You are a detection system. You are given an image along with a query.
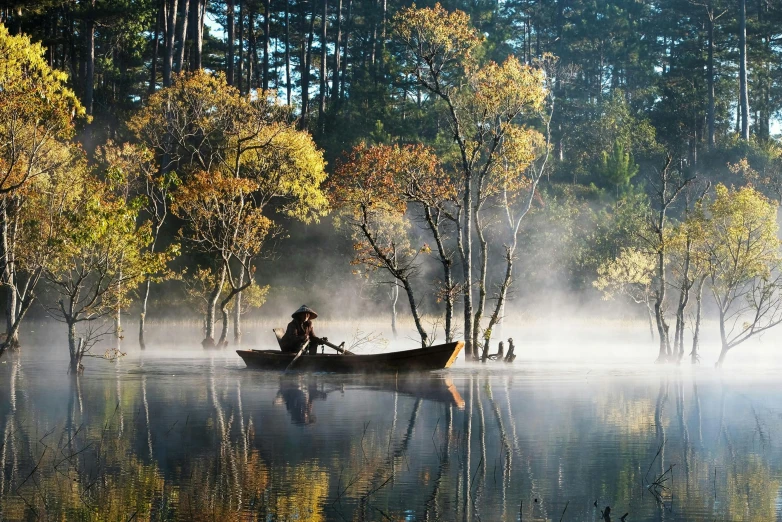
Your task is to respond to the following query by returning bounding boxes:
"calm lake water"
[1,325,782,521]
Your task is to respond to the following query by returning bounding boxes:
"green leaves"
[599,140,639,194]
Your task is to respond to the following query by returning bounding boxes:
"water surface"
[1,327,781,521]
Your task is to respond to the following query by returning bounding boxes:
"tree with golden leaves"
[703,185,782,367]
[394,5,549,357]
[97,141,180,349]
[133,71,328,346]
[43,173,167,373]
[0,24,85,356]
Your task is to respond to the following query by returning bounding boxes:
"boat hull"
[236,341,463,373]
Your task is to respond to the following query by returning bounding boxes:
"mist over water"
[1,321,781,521]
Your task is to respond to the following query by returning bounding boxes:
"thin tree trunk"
[301,3,315,128]
[378,0,386,76]
[193,0,205,71]
[331,0,342,106]
[339,0,351,102]
[673,240,692,361]
[262,0,270,91]
[474,210,488,360]
[647,304,655,341]
[424,207,453,343]
[738,0,749,140]
[163,0,178,86]
[482,247,514,361]
[319,0,328,129]
[401,276,428,348]
[284,1,291,104]
[237,0,244,93]
[204,264,227,346]
[691,275,706,364]
[84,0,95,116]
[139,278,152,349]
[248,7,257,90]
[233,259,245,343]
[176,0,190,73]
[115,265,122,337]
[654,240,670,361]
[390,282,398,338]
[706,5,715,148]
[218,302,229,346]
[462,186,474,359]
[227,0,234,85]
[67,321,83,374]
[150,0,163,94]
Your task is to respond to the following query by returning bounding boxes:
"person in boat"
[280,305,324,355]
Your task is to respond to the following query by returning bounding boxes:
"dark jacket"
[280,319,316,353]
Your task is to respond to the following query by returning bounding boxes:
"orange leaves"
[331,142,450,272]
[331,142,452,215]
[173,171,274,259]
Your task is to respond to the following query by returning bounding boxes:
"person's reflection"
[274,377,328,425]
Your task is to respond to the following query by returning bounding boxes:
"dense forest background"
[1,0,782,364]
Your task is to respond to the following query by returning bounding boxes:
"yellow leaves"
[594,248,656,301]
[393,4,480,80]
[0,24,85,196]
[0,23,84,126]
[242,122,329,223]
[468,57,547,119]
[705,184,781,286]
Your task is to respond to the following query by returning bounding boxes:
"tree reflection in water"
[1,351,781,521]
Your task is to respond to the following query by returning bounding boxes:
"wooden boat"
[236,341,463,373]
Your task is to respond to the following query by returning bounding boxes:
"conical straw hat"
[292,305,318,319]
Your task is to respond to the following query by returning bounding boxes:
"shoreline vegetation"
[1,1,782,371]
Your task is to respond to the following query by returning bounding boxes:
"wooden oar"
[320,338,354,355]
[284,338,311,372]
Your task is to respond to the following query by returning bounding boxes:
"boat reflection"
[273,376,329,425]
[273,373,465,425]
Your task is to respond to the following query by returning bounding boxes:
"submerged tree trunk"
[715,307,730,367]
[390,282,398,338]
[691,275,706,364]
[482,247,514,361]
[654,237,671,361]
[716,341,729,368]
[67,320,83,374]
[462,185,474,359]
[218,301,230,347]
[139,277,152,349]
[474,209,488,360]
[204,264,227,346]
[233,260,245,343]
[424,207,453,343]
[673,240,692,361]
